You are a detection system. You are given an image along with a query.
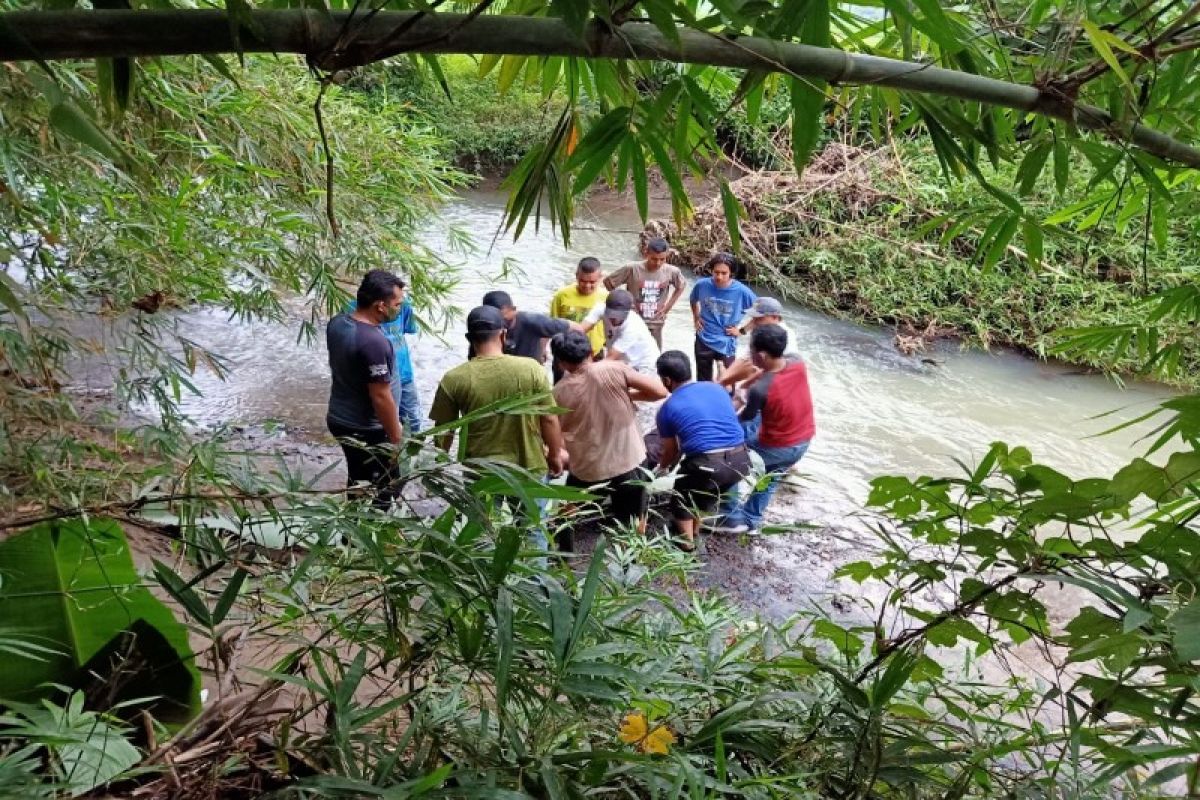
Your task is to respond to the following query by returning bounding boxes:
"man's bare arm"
[539,414,566,475]
[626,369,668,403]
[367,382,403,444]
[656,435,681,471]
[718,357,759,389]
[658,282,686,319]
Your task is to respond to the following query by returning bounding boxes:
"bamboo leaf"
[789,77,826,173]
[1015,141,1050,197]
[211,567,248,625]
[153,559,213,626]
[567,536,606,657]
[641,0,682,44]
[981,214,1019,272]
[495,586,514,712]
[1081,20,1137,98]
[1023,220,1043,269]
[1053,135,1070,196]
[720,179,743,254]
[549,0,588,36]
[48,100,125,165]
[497,55,527,94]
[628,137,649,221]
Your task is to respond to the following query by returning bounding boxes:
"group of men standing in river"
[324,237,815,551]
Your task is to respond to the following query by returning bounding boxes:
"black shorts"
[671,445,751,520]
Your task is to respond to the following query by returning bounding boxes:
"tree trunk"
[1,10,1198,168]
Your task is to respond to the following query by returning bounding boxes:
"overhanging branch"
[2,9,1199,169]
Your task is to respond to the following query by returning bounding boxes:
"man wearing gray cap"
[581,289,661,374]
[431,305,567,550]
[719,296,799,390]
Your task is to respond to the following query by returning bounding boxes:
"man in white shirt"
[582,289,661,374]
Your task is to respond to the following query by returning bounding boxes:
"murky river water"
[69,188,1180,625]
[148,189,1175,530]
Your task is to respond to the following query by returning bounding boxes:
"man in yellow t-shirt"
[550,257,608,356]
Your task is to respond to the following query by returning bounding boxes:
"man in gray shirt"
[480,290,581,363]
[327,270,406,507]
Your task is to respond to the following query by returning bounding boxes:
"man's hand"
[547,448,567,477]
[724,325,740,336]
[693,317,704,333]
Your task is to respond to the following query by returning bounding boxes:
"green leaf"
[211,567,248,625]
[153,559,213,626]
[201,53,239,84]
[95,57,133,119]
[981,214,1019,272]
[1171,597,1200,662]
[48,101,126,165]
[1053,135,1070,195]
[568,535,606,657]
[495,587,514,712]
[719,179,743,254]
[0,271,30,334]
[0,521,200,724]
[789,76,826,172]
[497,55,528,94]
[1015,141,1050,197]
[627,137,649,222]
[1081,20,1137,98]
[1023,221,1043,269]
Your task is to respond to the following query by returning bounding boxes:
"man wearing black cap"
[480,290,580,363]
[431,305,567,548]
[580,289,661,374]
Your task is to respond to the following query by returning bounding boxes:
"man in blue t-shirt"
[653,350,751,550]
[345,287,421,435]
[689,252,757,382]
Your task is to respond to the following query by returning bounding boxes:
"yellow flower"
[617,711,676,755]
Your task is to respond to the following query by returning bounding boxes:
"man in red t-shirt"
[714,324,814,533]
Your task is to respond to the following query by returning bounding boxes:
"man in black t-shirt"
[479,290,581,363]
[327,270,407,507]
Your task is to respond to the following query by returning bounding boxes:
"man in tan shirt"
[550,331,667,543]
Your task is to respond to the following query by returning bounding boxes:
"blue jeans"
[392,380,422,435]
[720,439,809,530]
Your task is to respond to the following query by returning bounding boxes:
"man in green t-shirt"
[430,305,566,550]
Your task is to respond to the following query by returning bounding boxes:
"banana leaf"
[0,519,200,724]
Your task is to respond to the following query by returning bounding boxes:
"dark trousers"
[694,338,735,382]
[672,445,751,521]
[566,468,648,527]
[328,420,400,509]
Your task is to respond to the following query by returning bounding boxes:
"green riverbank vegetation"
[2,0,1200,796]
[674,140,1200,387]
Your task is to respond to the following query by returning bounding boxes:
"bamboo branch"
[1,10,1199,168]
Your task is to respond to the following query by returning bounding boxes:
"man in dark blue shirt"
[654,350,751,550]
[326,270,405,507]
[481,290,578,363]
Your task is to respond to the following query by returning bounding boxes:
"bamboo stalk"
[1,10,1199,168]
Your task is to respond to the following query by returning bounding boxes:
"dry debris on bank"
[664,143,894,275]
[650,143,959,353]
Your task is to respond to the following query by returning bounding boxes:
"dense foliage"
[348,57,557,174]
[1,0,1200,796]
[0,53,465,502]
